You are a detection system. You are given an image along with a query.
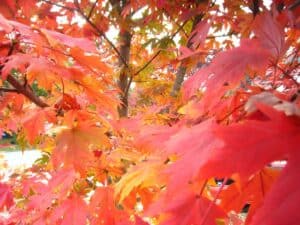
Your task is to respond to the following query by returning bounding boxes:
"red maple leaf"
[200,104,300,178]
[147,188,225,225]
[0,183,13,210]
[50,194,88,225]
[250,151,300,225]
[89,187,132,225]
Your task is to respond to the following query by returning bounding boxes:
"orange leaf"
[52,111,110,175]
[115,161,166,203]
[250,152,300,225]
[50,194,88,225]
[22,108,56,144]
[70,47,112,74]
[89,187,131,225]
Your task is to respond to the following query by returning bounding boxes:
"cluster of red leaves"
[0,0,299,225]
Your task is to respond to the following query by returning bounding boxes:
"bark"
[0,43,48,108]
[170,66,187,97]
[117,30,132,117]
[6,75,49,107]
[170,14,203,97]
[110,0,132,117]
[250,0,260,17]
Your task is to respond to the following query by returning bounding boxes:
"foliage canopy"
[0,0,299,225]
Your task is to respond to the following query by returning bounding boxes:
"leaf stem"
[200,178,227,225]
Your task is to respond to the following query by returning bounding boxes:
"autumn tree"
[0,0,299,225]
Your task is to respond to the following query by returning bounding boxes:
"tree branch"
[206,31,236,39]
[74,0,130,69]
[123,20,188,98]
[170,13,204,97]
[87,0,99,19]
[134,20,188,78]
[289,0,300,10]
[40,0,78,12]
[250,0,260,18]
[0,42,49,108]
[0,87,19,93]
[162,8,188,38]
[41,0,130,69]
[5,75,49,107]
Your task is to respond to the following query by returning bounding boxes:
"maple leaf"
[115,160,166,203]
[70,47,112,74]
[164,120,222,193]
[89,187,132,225]
[0,92,25,113]
[111,116,179,154]
[200,104,300,178]
[27,168,77,212]
[250,152,300,225]
[0,13,13,32]
[39,28,98,53]
[183,39,271,111]
[2,54,69,87]
[17,0,38,19]
[69,68,119,117]
[54,93,81,111]
[0,183,13,210]
[22,108,56,144]
[147,188,225,225]
[188,19,211,49]
[178,46,208,60]
[253,12,286,58]
[50,194,88,225]
[213,167,280,223]
[182,13,285,113]
[52,111,111,175]
[6,169,77,225]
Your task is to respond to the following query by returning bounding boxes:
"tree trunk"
[110,0,132,117]
[117,29,132,117]
[170,14,203,97]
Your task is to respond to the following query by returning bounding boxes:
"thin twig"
[0,88,19,93]
[217,103,245,123]
[276,64,299,86]
[206,31,236,39]
[199,178,227,225]
[40,0,78,12]
[123,20,188,97]
[289,0,300,10]
[135,20,188,77]
[199,179,208,196]
[22,41,71,57]
[133,51,161,77]
[162,8,188,38]
[74,0,130,68]
[41,0,129,69]
[87,0,99,19]
[60,77,65,95]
